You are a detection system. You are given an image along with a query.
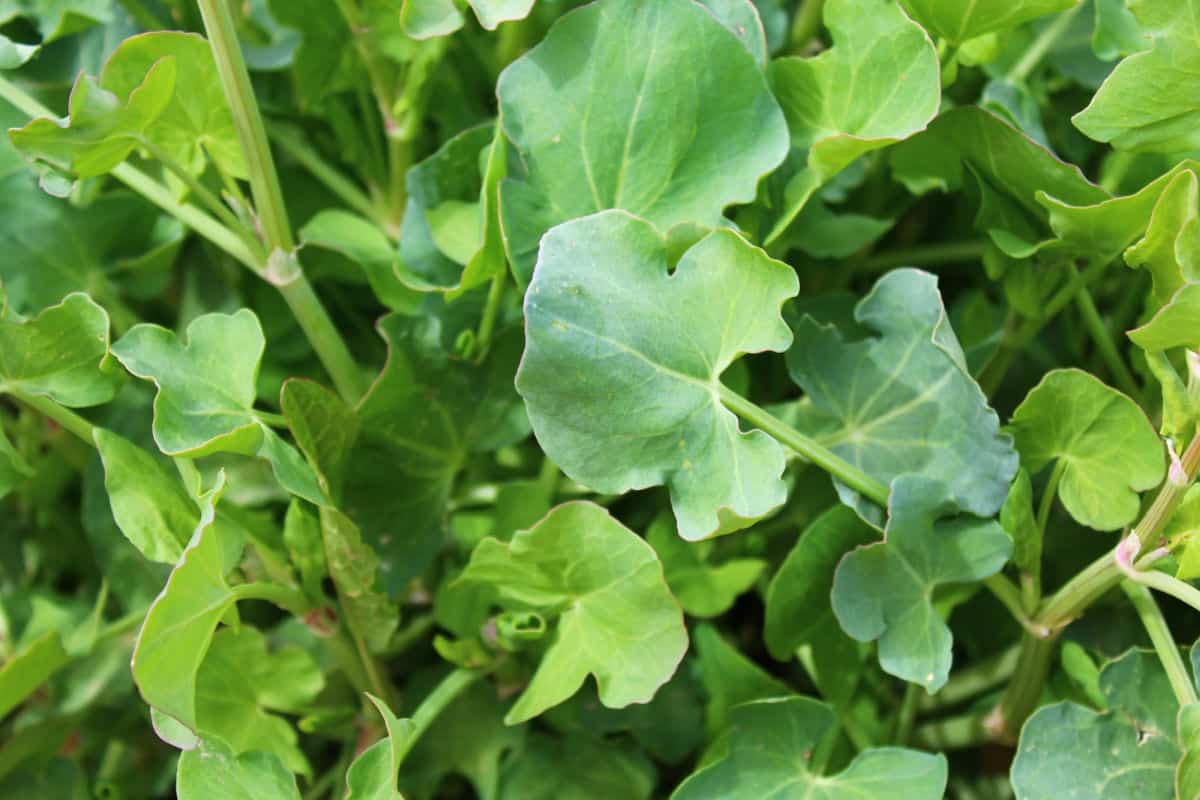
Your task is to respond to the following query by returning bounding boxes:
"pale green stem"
[267,124,379,224]
[893,683,921,746]
[474,272,508,363]
[1070,265,1140,398]
[390,668,485,768]
[1037,459,1067,535]
[1122,581,1198,707]
[6,389,96,444]
[983,574,1039,633]
[137,138,251,242]
[718,385,890,505]
[255,410,289,429]
[1130,569,1200,621]
[1006,4,1083,84]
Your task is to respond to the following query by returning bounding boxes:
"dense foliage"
[2,0,1200,797]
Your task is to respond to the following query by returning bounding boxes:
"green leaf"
[0,34,38,69]
[0,292,122,407]
[516,211,797,540]
[646,514,766,619]
[319,508,398,653]
[497,0,788,281]
[786,268,1018,517]
[764,505,876,661]
[176,738,301,800]
[10,57,175,188]
[468,0,536,30]
[1129,283,1200,351]
[280,378,358,503]
[764,0,940,243]
[1001,468,1041,582]
[672,696,948,799]
[831,475,1012,691]
[1179,703,1200,800]
[452,501,687,724]
[899,0,1077,43]
[399,0,464,38]
[1093,0,1148,61]
[0,0,112,43]
[891,107,1106,254]
[111,310,326,506]
[693,623,791,736]
[300,210,425,312]
[132,477,235,739]
[94,428,195,564]
[0,631,69,720]
[99,32,248,177]
[1012,649,1180,799]
[195,627,323,777]
[0,425,33,500]
[497,733,655,800]
[1009,368,1165,531]
[282,500,327,604]
[1074,0,1200,153]
[345,693,412,800]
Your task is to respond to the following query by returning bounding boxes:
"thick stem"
[718,385,890,506]
[1131,569,1200,617]
[1122,581,1198,707]
[7,389,96,444]
[390,668,485,769]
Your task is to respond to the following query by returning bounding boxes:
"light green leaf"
[0,425,33,500]
[1122,168,1200,308]
[10,57,175,188]
[1092,0,1148,61]
[497,733,655,800]
[0,292,122,407]
[672,696,948,799]
[1074,0,1200,153]
[176,738,301,800]
[280,378,358,503]
[452,501,688,724]
[1168,487,1200,579]
[516,211,797,540]
[319,509,398,653]
[899,0,1077,43]
[0,631,69,720]
[300,210,425,312]
[1012,649,1180,799]
[831,475,1012,691]
[1009,368,1164,531]
[132,478,235,737]
[1129,283,1200,351]
[94,428,195,564]
[399,0,464,38]
[0,0,112,43]
[497,0,788,281]
[100,32,248,177]
[764,505,876,661]
[282,501,327,605]
[195,627,324,777]
[345,693,412,800]
[0,34,37,69]
[646,514,766,619]
[1001,468,1041,582]
[786,268,1018,517]
[764,0,940,243]
[468,0,536,30]
[111,310,326,506]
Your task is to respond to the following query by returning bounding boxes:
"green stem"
[6,389,96,444]
[1130,569,1200,619]
[276,276,368,403]
[853,241,986,274]
[254,409,289,429]
[137,138,254,245]
[1070,265,1140,398]
[919,645,1019,712]
[1005,4,1083,84]
[231,581,311,616]
[983,574,1036,631]
[893,683,921,745]
[718,385,890,506]
[386,134,412,230]
[1122,581,1198,707]
[474,272,508,363]
[267,124,379,224]
[1036,459,1066,536]
[787,0,827,54]
[537,454,561,499]
[390,668,485,769]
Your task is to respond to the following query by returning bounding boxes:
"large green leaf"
[1074,0,1200,153]
[452,501,688,724]
[646,514,766,619]
[176,738,301,800]
[516,211,797,540]
[194,627,324,776]
[132,478,235,739]
[1012,649,1180,799]
[786,268,1018,517]
[0,292,122,407]
[831,476,1012,691]
[497,0,788,281]
[764,0,939,243]
[1009,369,1164,531]
[899,0,1077,43]
[94,427,195,564]
[111,310,325,506]
[672,696,947,799]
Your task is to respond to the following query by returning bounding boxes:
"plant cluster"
[1,0,1199,797]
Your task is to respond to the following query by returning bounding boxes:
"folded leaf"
[672,696,948,799]
[1009,369,1164,531]
[787,268,1018,517]
[497,0,788,281]
[345,693,412,800]
[112,310,325,506]
[453,501,688,724]
[0,292,122,407]
[831,475,1012,691]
